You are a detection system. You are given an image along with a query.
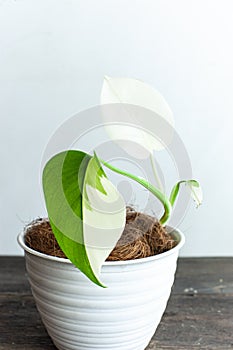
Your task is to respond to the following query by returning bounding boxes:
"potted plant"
[18,77,202,350]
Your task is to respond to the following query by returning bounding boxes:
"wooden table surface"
[0,257,232,350]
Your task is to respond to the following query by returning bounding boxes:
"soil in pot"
[25,207,177,261]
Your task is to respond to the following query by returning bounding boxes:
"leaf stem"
[169,179,202,208]
[169,181,185,207]
[99,158,172,225]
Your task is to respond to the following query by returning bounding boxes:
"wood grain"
[0,257,232,349]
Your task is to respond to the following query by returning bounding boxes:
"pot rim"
[17,226,185,266]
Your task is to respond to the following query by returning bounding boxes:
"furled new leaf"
[169,180,203,208]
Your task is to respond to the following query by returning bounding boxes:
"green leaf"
[43,150,126,287]
[169,180,203,208]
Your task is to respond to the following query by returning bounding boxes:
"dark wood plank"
[1,257,232,295]
[0,257,233,349]
[0,295,56,350]
[148,294,233,350]
[173,258,233,295]
[0,256,30,294]
[1,293,232,350]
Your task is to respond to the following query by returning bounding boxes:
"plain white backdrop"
[0,0,232,256]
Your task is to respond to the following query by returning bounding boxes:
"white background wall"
[0,0,232,256]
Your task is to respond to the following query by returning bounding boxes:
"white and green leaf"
[83,153,126,280]
[43,150,126,287]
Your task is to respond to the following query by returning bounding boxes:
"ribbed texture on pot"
[19,230,184,350]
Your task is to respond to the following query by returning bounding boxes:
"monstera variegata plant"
[42,77,202,287]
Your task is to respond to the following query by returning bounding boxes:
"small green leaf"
[43,150,126,287]
[169,180,203,208]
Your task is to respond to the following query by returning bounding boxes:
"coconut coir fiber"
[25,207,176,261]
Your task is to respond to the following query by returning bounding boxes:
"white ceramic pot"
[18,227,184,350]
